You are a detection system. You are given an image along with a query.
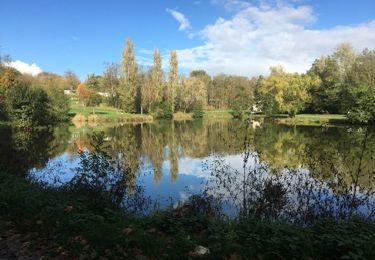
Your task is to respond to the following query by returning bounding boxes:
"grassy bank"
[173,110,233,121]
[69,101,153,123]
[1,172,374,259]
[252,113,349,126]
[69,101,233,124]
[204,109,232,119]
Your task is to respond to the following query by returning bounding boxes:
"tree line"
[84,39,374,124]
[73,39,256,119]
[1,40,374,125]
[256,43,375,124]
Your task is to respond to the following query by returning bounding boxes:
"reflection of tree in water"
[69,132,149,214]
[204,120,375,222]
[17,119,374,189]
[102,125,142,192]
[254,124,307,170]
[0,124,71,175]
[254,124,375,189]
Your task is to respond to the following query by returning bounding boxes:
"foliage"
[6,84,51,127]
[210,74,255,111]
[308,43,356,113]
[86,93,102,107]
[76,83,101,107]
[151,49,163,106]
[46,88,70,121]
[192,102,204,119]
[85,73,102,91]
[102,63,121,108]
[258,66,320,117]
[167,50,178,112]
[120,39,138,113]
[178,76,207,112]
[308,56,342,113]
[343,49,375,124]
[0,67,23,90]
[138,69,153,114]
[1,171,375,259]
[153,102,173,119]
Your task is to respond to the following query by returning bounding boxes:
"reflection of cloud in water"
[175,154,258,179]
[28,153,79,186]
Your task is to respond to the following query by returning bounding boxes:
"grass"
[69,100,153,123]
[1,171,375,259]
[203,109,232,119]
[69,99,351,126]
[252,113,349,126]
[69,100,233,124]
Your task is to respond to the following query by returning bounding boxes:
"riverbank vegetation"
[1,171,374,259]
[1,41,374,126]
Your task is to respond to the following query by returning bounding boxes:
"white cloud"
[166,8,191,31]
[8,60,42,76]
[176,1,375,77]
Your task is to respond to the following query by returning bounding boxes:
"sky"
[1,0,375,79]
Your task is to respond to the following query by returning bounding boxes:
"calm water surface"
[1,119,374,212]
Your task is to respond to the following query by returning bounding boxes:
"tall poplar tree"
[151,49,163,107]
[121,38,138,113]
[168,50,178,112]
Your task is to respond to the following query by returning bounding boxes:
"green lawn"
[203,109,232,118]
[257,113,349,126]
[69,100,349,126]
[69,100,153,123]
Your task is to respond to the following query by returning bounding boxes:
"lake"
[1,119,374,219]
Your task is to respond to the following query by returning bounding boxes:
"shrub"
[6,84,51,127]
[192,103,204,119]
[154,102,173,119]
[230,110,243,119]
[47,88,70,122]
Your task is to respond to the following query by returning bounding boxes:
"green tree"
[168,50,178,112]
[102,63,120,108]
[343,49,375,124]
[139,69,153,114]
[308,56,341,113]
[46,88,70,122]
[121,38,138,113]
[6,84,51,127]
[178,76,207,112]
[190,70,211,105]
[332,43,356,83]
[85,74,103,91]
[151,49,163,107]
[258,66,320,117]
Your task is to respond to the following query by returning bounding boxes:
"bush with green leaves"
[46,88,70,122]
[6,84,51,127]
[153,102,173,119]
[192,103,204,119]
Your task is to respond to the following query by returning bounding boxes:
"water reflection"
[1,120,374,215]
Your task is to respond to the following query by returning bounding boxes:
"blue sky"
[1,0,375,79]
